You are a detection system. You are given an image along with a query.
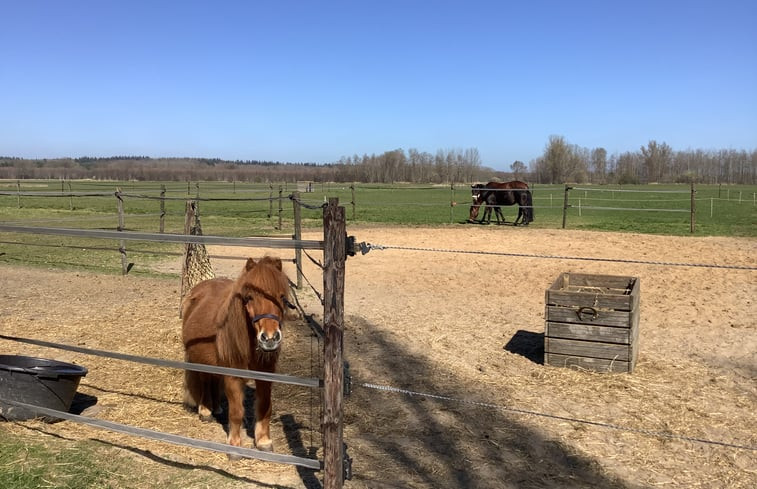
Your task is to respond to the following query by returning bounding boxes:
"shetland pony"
[469,181,534,225]
[181,256,290,453]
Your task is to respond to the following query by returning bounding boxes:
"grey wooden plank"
[545,337,630,361]
[545,321,632,344]
[545,353,631,373]
[545,306,633,328]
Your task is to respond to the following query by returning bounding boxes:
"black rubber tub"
[0,355,88,422]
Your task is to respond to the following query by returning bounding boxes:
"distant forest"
[1,137,755,184]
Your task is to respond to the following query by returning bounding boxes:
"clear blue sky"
[2,1,755,171]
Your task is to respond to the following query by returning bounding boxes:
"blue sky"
[2,1,755,171]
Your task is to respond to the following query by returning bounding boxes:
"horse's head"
[240,256,290,352]
[468,184,485,222]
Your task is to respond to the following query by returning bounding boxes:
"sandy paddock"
[1,225,755,488]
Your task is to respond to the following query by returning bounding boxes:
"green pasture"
[0,180,755,275]
[0,431,247,489]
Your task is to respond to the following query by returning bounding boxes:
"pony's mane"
[216,257,290,369]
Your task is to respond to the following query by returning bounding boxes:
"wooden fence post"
[449,182,455,223]
[68,181,73,210]
[278,186,283,231]
[159,185,166,233]
[292,191,303,289]
[322,198,345,489]
[350,184,356,220]
[562,184,571,229]
[16,180,21,208]
[116,188,128,275]
[690,182,696,234]
[268,183,274,218]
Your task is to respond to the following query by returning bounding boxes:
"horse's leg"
[253,379,274,451]
[514,207,522,226]
[185,370,216,422]
[495,206,505,224]
[223,375,246,455]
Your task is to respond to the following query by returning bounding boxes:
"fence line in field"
[0,199,352,489]
[359,382,756,451]
[357,242,757,271]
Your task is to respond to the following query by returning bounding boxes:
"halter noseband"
[241,289,294,321]
[251,313,282,325]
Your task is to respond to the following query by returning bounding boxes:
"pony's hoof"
[256,441,274,452]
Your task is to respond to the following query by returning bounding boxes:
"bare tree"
[511,160,526,180]
[641,140,672,183]
[590,148,607,184]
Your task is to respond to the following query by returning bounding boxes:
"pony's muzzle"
[258,329,282,351]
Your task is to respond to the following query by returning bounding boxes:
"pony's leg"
[184,370,215,421]
[201,375,223,421]
[223,375,246,453]
[253,379,274,451]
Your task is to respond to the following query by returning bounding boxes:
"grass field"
[0,179,755,275]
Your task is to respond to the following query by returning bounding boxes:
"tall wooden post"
[277,186,283,231]
[116,189,128,275]
[322,198,345,489]
[449,182,455,223]
[16,180,21,208]
[159,185,166,233]
[690,182,696,234]
[268,183,274,218]
[350,184,356,220]
[562,184,571,229]
[292,191,303,289]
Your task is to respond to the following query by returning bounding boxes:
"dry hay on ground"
[1,226,755,488]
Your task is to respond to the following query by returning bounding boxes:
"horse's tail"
[526,189,534,222]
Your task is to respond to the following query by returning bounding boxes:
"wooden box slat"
[545,305,632,328]
[545,322,632,344]
[545,353,631,373]
[545,337,630,361]
[545,273,639,312]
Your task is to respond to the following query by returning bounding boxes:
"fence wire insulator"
[358,242,384,254]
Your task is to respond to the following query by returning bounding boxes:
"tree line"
[1,138,754,184]
[533,136,756,184]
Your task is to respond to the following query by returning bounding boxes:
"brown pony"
[181,256,290,453]
[469,181,534,225]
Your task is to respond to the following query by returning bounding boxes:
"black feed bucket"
[0,355,88,422]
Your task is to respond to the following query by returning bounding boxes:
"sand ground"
[1,225,755,488]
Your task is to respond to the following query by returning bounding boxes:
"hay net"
[180,201,215,310]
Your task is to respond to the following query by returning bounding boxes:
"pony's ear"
[261,256,283,271]
[245,258,257,271]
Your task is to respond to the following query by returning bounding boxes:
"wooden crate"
[544,273,640,373]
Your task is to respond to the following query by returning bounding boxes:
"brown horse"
[181,256,291,453]
[469,181,534,225]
